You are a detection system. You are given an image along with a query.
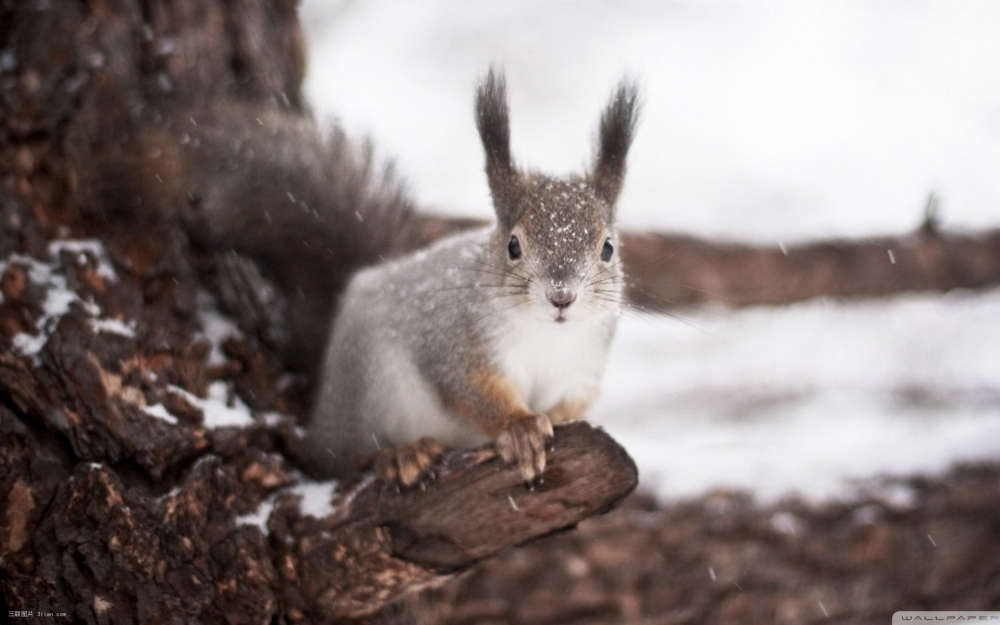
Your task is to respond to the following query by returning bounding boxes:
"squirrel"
[301,68,640,484]
[86,67,639,484]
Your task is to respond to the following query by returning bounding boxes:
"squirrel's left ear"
[476,67,525,231]
[591,78,640,212]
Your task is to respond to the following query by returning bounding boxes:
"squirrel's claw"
[496,413,554,483]
[373,437,447,488]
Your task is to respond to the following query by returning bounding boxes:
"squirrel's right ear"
[592,78,640,211]
[476,67,523,230]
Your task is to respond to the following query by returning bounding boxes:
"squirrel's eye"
[508,235,522,260]
[601,238,614,262]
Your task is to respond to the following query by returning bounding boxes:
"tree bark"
[2,399,634,622]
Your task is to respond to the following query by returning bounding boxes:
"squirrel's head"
[475,67,640,323]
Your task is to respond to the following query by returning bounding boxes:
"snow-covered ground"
[299,1,1000,501]
[593,290,1000,502]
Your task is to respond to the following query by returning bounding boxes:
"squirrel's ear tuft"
[592,78,640,210]
[476,66,522,229]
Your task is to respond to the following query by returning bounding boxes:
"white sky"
[301,0,1000,242]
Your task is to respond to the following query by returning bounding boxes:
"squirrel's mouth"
[554,311,568,323]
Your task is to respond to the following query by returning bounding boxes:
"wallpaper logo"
[893,613,1000,622]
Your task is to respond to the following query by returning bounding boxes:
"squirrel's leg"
[367,437,447,487]
[442,370,554,482]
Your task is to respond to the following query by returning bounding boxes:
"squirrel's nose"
[548,290,576,309]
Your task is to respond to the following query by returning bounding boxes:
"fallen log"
[620,224,1000,310]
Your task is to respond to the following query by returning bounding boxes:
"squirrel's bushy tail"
[83,103,416,382]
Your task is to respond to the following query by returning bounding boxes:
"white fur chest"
[491,311,614,414]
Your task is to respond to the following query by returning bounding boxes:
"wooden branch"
[279,423,637,619]
[368,422,636,570]
[621,227,1000,309]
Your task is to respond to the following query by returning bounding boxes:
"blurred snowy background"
[299,0,1000,502]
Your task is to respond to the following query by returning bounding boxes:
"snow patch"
[2,242,129,357]
[12,332,48,356]
[197,292,244,366]
[48,239,118,280]
[236,479,339,533]
[236,496,276,532]
[2,254,82,357]
[142,403,178,425]
[289,480,339,518]
[169,382,254,429]
[261,412,287,427]
[90,318,136,337]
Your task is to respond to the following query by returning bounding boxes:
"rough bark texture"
[1,402,634,622]
[0,1,637,622]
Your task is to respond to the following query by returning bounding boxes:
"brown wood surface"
[620,226,1000,310]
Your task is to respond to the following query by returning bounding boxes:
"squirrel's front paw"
[496,413,555,482]
[373,437,447,487]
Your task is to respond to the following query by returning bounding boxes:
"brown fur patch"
[443,369,533,436]
[441,369,556,481]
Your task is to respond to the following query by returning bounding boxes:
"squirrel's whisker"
[459,255,534,284]
[585,258,626,283]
